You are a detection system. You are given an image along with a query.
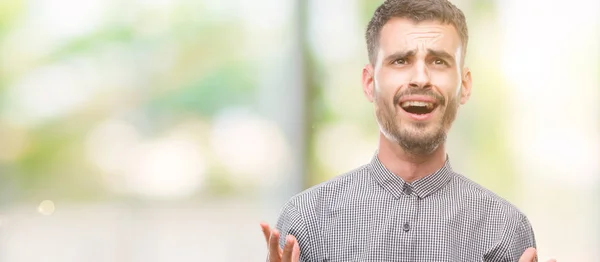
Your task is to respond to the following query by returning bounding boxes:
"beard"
[374,86,460,156]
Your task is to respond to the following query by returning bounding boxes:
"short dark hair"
[366,0,469,65]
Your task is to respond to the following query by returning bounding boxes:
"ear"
[460,67,472,105]
[362,64,375,102]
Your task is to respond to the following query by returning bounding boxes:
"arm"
[509,217,556,261]
[485,215,536,262]
[507,216,537,260]
[261,200,315,262]
[274,201,314,261]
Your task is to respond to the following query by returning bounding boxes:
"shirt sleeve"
[506,215,537,261]
[486,214,537,262]
[272,200,315,262]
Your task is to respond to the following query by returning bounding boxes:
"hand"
[519,247,556,262]
[260,222,300,262]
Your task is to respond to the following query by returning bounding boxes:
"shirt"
[274,152,536,262]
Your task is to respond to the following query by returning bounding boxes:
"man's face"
[362,18,472,155]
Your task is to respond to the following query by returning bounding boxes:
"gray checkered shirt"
[274,153,536,261]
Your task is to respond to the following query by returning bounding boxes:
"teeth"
[401,101,434,109]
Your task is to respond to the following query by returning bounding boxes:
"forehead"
[379,17,461,54]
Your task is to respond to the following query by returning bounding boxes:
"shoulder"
[450,173,528,221]
[274,163,372,248]
[450,174,539,259]
[281,164,371,214]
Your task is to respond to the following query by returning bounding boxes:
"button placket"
[402,222,410,232]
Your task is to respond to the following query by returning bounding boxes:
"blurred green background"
[0,0,597,261]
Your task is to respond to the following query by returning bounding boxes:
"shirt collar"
[369,152,455,199]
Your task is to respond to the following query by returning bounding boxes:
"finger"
[268,229,282,262]
[281,235,297,262]
[292,241,300,262]
[518,247,538,262]
[260,222,272,245]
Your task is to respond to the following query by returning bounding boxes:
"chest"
[317,196,497,262]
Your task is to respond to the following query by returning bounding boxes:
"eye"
[392,58,407,65]
[433,59,447,65]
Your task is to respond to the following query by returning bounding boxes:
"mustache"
[393,88,446,106]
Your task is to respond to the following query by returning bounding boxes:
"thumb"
[292,241,300,262]
[519,247,538,262]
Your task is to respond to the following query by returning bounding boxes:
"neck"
[377,132,447,183]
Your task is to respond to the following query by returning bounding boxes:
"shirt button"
[403,186,413,195]
[403,222,410,232]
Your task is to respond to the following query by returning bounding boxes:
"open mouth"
[400,101,437,115]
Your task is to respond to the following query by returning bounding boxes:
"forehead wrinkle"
[407,31,443,39]
[405,32,443,48]
[376,19,463,66]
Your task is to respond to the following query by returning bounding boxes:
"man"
[261,0,556,261]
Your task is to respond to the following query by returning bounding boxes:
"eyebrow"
[427,49,455,63]
[384,49,456,64]
[384,50,416,63]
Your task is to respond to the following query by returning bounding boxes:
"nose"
[409,61,431,89]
